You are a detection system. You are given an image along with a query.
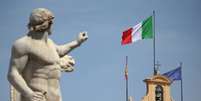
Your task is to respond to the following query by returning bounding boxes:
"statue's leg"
[46,92,61,101]
[46,85,62,101]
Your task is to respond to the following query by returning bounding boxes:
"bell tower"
[141,74,173,101]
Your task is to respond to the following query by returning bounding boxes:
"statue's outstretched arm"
[7,44,34,98]
[56,32,88,57]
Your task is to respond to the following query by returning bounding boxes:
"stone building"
[141,74,174,101]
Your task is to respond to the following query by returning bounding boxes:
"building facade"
[141,74,174,101]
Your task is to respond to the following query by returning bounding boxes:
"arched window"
[155,85,163,101]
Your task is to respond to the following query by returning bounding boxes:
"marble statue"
[7,8,88,101]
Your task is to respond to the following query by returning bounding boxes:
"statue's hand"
[77,31,88,44]
[58,55,75,72]
[28,91,46,101]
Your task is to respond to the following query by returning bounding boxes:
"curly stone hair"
[27,8,54,32]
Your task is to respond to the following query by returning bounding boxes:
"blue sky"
[0,0,201,101]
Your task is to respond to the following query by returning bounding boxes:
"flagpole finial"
[154,61,161,75]
[125,56,128,66]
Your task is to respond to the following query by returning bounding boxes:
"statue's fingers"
[81,31,87,36]
[84,33,88,39]
[68,56,73,60]
[67,64,72,68]
[62,62,71,68]
[81,31,88,40]
[70,58,75,64]
[63,65,68,69]
[65,67,74,72]
[34,94,43,99]
[34,92,45,99]
[68,61,75,66]
[63,61,69,67]
[31,97,42,101]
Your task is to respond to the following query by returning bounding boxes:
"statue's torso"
[21,36,62,101]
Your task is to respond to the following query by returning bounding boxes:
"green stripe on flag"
[142,16,153,39]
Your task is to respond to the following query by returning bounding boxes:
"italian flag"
[121,16,153,45]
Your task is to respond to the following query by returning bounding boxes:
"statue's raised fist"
[77,31,88,43]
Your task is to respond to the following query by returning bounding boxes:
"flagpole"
[126,72,128,101]
[125,56,128,101]
[153,10,156,75]
[180,62,183,101]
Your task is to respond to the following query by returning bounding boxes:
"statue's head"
[28,8,54,34]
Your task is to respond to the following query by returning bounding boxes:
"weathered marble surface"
[7,8,88,101]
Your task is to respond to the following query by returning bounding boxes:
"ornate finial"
[155,61,161,75]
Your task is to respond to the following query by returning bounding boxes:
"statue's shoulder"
[12,35,30,54]
[47,38,54,43]
[48,38,56,45]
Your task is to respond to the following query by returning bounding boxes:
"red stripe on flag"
[121,28,133,45]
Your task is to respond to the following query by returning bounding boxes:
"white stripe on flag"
[132,22,142,43]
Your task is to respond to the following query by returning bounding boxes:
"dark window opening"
[155,85,163,101]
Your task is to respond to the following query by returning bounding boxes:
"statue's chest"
[29,41,59,64]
